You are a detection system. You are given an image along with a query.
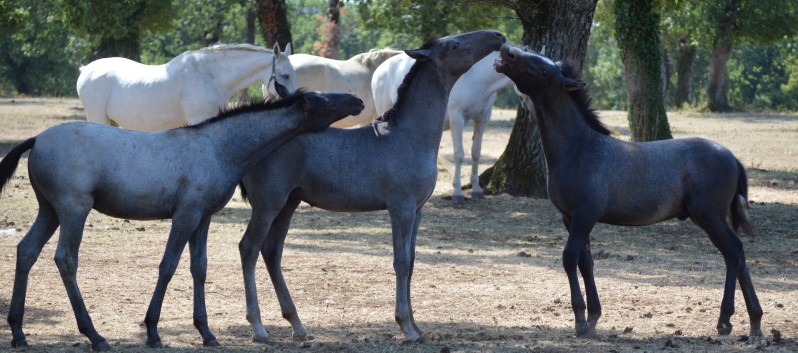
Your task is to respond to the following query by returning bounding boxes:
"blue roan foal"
[493,45,762,338]
[0,90,363,351]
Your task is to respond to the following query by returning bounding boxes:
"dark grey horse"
[236,30,506,343]
[493,45,762,338]
[0,91,363,351]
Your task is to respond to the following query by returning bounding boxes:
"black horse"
[494,44,762,338]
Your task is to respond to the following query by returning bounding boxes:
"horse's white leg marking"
[260,198,307,341]
[469,111,489,199]
[388,204,423,342]
[449,111,466,204]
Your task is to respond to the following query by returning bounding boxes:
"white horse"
[373,51,513,203]
[77,43,298,132]
[266,48,403,127]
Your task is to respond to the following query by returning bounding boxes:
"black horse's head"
[493,44,585,98]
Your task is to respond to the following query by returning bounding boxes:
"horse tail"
[238,181,250,204]
[0,137,35,196]
[730,158,755,236]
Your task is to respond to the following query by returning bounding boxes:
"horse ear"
[284,42,292,56]
[405,49,431,60]
[273,42,282,58]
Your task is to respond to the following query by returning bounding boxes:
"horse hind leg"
[449,112,467,204]
[469,113,489,200]
[260,197,307,341]
[7,203,59,348]
[693,213,763,336]
[53,206,111,351]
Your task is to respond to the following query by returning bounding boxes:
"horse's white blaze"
[77,43,297,132]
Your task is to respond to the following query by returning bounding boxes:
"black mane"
[374,37,440,125]
[185,89,307,129]
[559,61,610,136]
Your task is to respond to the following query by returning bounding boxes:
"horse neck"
[467,53,513,93]
[391,62,455,149]
[533,93,598,167]
[192,108,300,174]
[199,50,275,93]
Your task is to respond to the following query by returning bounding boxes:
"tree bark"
[318,0,341,59]
[238,9,257,102]
[707,0,737,112]
[615,0,672,141]
[479,0,598,198]
[674,36,697,108]
[255,0,292,50]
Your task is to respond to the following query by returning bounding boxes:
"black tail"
[238,181,250,204]
[0,138,35,195]
[730,158,755,235]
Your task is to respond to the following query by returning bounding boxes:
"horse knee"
[53,252,77,276]
[190,259,207,282]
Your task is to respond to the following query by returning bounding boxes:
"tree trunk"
[479,0,598,198]
[707,1,737,112]
[318,0,340,59]
[255,0,292,50]
[239,9,257,102]
[674,36,697,108]
[615,0,672,141]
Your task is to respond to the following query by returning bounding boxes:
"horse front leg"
[187,217,219,346]
[260,198,306,340]
[53,208,111,351]
[469,112,488,200]
[239,211,277,343]
[578,236,601,336]
[7,205,59,348]
[561,213,598,337]
[144,213,202,348]
[388,205,424,342]
[449,113,467,204]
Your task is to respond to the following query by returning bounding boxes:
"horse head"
[405,30,506,79]
[493,44,585,99]
[265,42,299,98]
[297,90,365,132]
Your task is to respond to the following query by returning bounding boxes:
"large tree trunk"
[615,0,672,141]
[317,0,340,59]
[707,1,737,112]
[255,0,292,50]
[479,0,598,198]
[674,36,697,108]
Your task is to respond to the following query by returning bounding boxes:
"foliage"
[582,0,625,109]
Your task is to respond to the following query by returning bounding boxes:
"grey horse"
[493,44,762,338]
[0,90,364,350]
[236,29,506,343]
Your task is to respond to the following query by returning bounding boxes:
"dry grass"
[0,98,796,352]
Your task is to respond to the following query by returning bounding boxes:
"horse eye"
[281,74,290,79]
[451,42,459,50]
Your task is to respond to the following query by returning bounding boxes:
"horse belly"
[106,86,187,131]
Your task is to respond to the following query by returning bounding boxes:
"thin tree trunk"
[615,0,672,141]
[239,9,257,102]
[707,1,737,112]
[674,37,696,108]
[255,0,292,50]
[479,0,598,198]
[319,0,340,59]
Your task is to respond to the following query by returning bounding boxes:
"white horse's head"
[263,42,298,99]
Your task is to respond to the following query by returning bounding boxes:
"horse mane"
[201,43,274,54]
[374,37,441,125]
[351,48,403,69]
[559,60,610,136]
[185,89,307,129]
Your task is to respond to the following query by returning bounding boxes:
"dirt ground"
[0,97,796,353]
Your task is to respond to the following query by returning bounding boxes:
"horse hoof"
[575,322,595,338]
[401,335,425,344]
[146,340,163,348]
[717,323,733,336]
[452,195,465,205]
[292,332,310,342]
[471,191,485,200]
[750,327,763,337]
[203,339,220,347]
[251,334,269,344]
[92,340,111,351]
[11,338,29,348]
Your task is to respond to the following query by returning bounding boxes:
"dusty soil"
[0,97,797,353]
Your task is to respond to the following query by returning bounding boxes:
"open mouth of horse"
[493,57,506,73]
